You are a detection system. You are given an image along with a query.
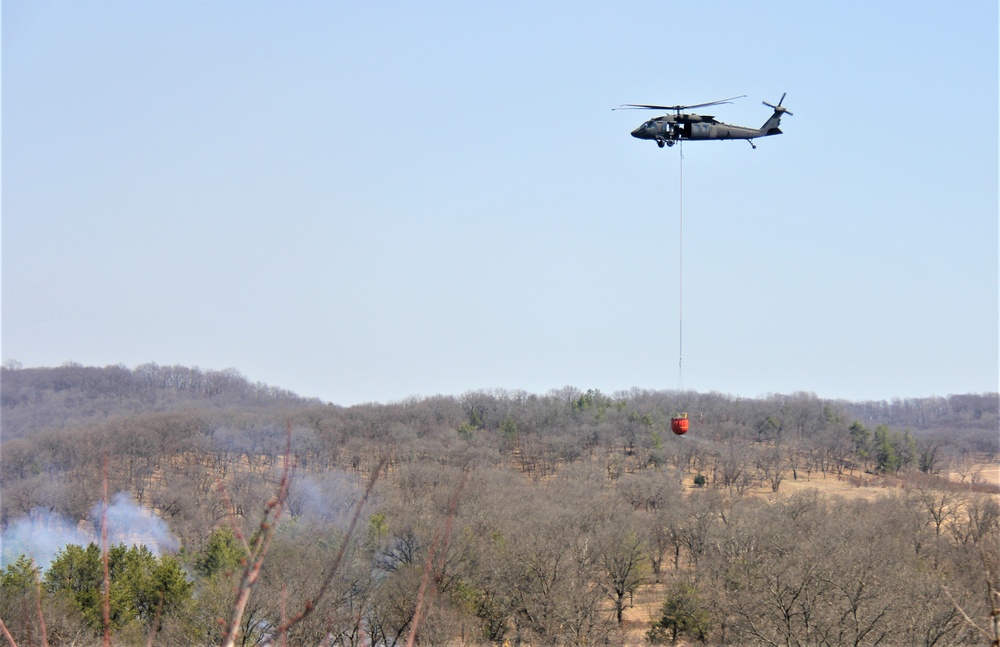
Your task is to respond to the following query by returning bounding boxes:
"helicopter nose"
[630,126,644,139]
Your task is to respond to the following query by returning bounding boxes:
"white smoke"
[1,492,179,571]
[0,510,91,571]
[288,470,362,526]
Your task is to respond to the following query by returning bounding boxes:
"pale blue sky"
[3,0,997,405]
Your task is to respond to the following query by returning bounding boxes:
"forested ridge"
[0,363,312,441]
[1,364,998,646]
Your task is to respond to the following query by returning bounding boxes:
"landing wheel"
[656,139,665,148]
[666,140,675,147]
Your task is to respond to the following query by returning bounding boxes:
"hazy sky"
[3,1,997,406]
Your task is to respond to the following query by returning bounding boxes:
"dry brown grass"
[947,461,1000,488]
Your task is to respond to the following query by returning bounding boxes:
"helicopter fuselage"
[630,115,776,148]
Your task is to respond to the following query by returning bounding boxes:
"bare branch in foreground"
[406,470,469,647]
[145,591,164,647]
[101,452,111,647]
[221,424,296,647]
[273,456,388,645]
[32,560,48,647]
[0,617,19,647]
[942,583,990,641]
[215,476,253,557]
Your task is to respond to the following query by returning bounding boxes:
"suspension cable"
[678,140,684,390]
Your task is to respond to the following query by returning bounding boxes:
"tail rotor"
[763,93,793,116]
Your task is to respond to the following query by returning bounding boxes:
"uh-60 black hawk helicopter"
[616,93,792,149]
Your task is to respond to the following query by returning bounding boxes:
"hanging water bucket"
[671,413,689,436]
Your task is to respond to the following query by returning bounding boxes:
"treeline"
[839,393,999,430]
[0,363,312,441]
[1,366,998,645]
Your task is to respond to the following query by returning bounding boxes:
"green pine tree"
[648,581,710,643]
[194,526,245,578]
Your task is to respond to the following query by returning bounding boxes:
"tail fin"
[760,93,792,136]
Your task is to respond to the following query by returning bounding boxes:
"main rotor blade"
[682,95,746,110]
[615,104,672,110]
[615,95,745,111]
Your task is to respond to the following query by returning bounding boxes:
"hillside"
[1,364,998,646]
[1,362,316,441]
[839,393,999,430]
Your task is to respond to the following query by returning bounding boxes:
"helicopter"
[616,94,792,149]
